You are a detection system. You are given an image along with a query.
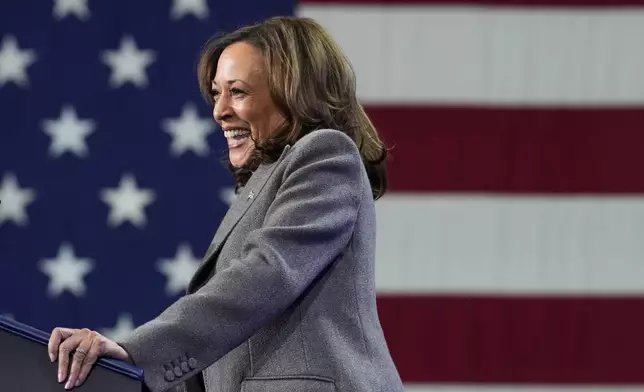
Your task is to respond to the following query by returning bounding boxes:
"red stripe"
[300,0,644,6]
[367,106,644,194]
[377,295,644,384]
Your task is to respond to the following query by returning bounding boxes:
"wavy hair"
[197,16,388,200]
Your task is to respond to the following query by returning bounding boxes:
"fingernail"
[58,372,63,383]
[49,353,54,362]
[65,380,71,389]
[75,379,81,387]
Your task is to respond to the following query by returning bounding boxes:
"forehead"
[212,42,264,86]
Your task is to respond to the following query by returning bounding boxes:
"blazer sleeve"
[116,129,365,392]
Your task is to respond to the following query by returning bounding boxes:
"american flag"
[2,0,644,391]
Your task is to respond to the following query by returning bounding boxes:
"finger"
[75,335,101,387]
[57,333,83,384]
[66,331,93,390]
[48,328,75,362]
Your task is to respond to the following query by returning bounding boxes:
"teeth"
[224,129,251,138]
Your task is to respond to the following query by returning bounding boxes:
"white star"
[100,36,156,88]
[161,103,215,157]
[53,0,90,21]
[99,174,156,228]
[42,105,96,158]
[219,186,236,206]
[0,35,37,88]
[39,243,94,298]
[0,172,36,227]
[170,0,209,20]
[101,313,136,342]
[157,243,202,296]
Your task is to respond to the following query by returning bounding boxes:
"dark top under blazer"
[118,129,404,392]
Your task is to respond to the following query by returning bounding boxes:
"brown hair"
[197,16,388,200]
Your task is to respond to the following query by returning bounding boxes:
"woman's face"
[211,41,285,168]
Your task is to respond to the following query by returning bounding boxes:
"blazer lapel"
[187,145,291,293]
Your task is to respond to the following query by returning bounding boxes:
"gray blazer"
[118,129,404,392]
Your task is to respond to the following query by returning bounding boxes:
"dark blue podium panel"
[0,316,147,391]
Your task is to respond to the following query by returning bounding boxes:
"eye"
[231,87,246,95]
[211,90,220,101]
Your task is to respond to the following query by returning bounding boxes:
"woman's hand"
[47,327,132,390]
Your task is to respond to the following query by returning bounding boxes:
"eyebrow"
[211,79,248,89]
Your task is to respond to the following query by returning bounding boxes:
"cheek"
[258,101,286,137]
[233,101,258,127]
[236,98,284,138]
[245,107,275,137]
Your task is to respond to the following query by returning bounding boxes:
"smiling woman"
[47,16,402,392]
[196,17,388,198]
[208,41,286,169]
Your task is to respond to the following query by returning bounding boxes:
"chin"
[229,152,253,168]
[228,140,255,168]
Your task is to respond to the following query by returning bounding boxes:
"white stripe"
[297,5,644,105]
[375,195,644,294]
[403,386,644,392]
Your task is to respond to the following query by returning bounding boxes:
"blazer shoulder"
[285,128,361,165]
[278,128,365,200]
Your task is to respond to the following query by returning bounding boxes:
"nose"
[213,92,233,123]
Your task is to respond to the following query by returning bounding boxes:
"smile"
[224,129,251,140]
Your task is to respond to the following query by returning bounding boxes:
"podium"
[0,315,148,391]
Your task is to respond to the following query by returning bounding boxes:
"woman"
[47,16,404,392]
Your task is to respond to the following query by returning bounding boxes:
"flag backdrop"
[2,0,644,391]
